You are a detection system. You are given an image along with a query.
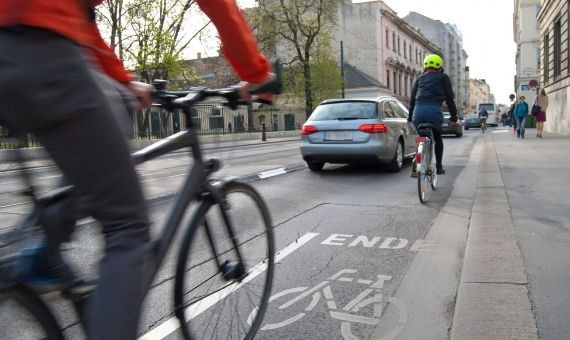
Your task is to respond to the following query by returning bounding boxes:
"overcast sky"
[197,0,516,104]
[378,0,517,104]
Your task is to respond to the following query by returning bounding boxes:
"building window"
[393,71,397,94]
[398,72,402,95]
[387,71,391,89]
[398,36,401,55]
[537,47,541,74]
[404,75,408,97]
[386,28,389,47]
[544,33,550,82]
[403,41,407,58]
[409,45,412,61]
[392,32,396,52]
[554,17,562,77]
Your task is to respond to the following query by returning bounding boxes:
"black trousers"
[0,27,150,340]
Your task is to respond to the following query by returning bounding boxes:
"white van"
[477,103,499,126]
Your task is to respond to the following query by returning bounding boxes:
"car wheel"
[307,161,324,172]
[465,127,469,130]
[387,140,404,172]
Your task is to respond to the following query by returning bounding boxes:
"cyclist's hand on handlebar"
[128,81,155,109]
[238,73,277,104]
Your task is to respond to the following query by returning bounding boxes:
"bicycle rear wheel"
[0,284,63,340]
[174,181,274,340]
[417,145,429,204]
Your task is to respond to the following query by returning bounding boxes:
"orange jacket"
[0,0,269,84]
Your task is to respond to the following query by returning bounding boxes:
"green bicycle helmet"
[423,54,443,70]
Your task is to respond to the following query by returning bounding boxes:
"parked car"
[300,97,418,172]
[463,114,480,130]
[441,112,463,137]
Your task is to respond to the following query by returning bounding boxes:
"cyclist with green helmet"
[408,54,458,176]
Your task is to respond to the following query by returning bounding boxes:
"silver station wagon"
[300,97,418,172]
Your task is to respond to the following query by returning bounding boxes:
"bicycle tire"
[0,284,64,340]
[174,180,274,340]
[429,143,438,191]
[417,145,428,204]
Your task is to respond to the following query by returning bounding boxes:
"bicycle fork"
[201,183,247,282]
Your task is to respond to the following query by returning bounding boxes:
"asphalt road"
[0,131,479,339]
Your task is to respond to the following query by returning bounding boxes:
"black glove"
[449,116,458,123]
[407,117,412,123]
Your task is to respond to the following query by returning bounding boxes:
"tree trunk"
[303,60,313,119]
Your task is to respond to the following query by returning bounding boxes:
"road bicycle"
[0,72,282,339]
[480,117,487,132]
[415,124,438,204]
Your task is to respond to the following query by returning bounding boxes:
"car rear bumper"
[441,125,462,134]
[300,140,394,164]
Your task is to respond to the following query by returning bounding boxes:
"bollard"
[261,122,267,141]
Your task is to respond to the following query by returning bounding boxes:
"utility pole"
[340,41,345,99]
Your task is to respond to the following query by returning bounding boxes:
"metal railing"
[1,100,302,149]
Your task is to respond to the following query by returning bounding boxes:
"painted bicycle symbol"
[247,269,407,339]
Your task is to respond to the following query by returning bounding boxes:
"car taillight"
[301,125,318,135]
[359,124,388,133]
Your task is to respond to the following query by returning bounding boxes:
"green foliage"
[251,0,342,116]
[97,0,209,85]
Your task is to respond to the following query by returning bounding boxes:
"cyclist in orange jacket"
[0,1,275,339]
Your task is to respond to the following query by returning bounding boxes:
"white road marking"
[492,130,509,133]
[257,167,287,179]
[138,232,319,340]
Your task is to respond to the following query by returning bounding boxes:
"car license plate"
[442,123,449,127]
[325,131,353,141]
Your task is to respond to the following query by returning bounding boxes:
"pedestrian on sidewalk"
[514,96,529,139]
[508,95,516,133]
[536,89,548,138]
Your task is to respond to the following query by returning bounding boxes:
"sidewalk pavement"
[451,127,570,339]
[0,133,300,172]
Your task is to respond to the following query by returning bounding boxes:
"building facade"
[333,0,440,106]
[469,79,492,112]
[514,0,541,106]
[404,12,470,113]
[538,0,570,134]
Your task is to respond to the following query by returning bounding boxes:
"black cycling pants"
[432,128,444,168]
[0,27,150,340]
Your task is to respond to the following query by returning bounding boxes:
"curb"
[449,134,538,340]
[371,135,481,339]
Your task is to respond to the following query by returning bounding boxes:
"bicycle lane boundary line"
[138,232,320,340]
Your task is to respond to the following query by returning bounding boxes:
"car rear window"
[309,102,378,121]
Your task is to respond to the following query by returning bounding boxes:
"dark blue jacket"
[408,71,458,122]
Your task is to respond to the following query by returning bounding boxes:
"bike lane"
[134,134,478,340]
[250,137,480,340]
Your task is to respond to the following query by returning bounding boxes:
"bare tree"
[253,0,342,118]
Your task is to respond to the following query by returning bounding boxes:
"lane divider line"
[258,167,287,179]
[138,232,320,340]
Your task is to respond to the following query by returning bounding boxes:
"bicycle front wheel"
[174,181,274,340]
[0,284,64,340]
